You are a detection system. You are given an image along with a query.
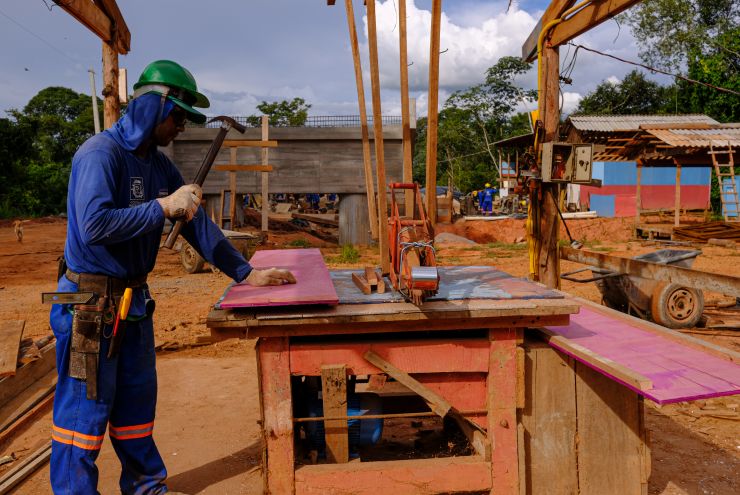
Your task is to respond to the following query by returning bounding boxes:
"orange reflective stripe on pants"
[52,423,105,451]
[109,421,154,440]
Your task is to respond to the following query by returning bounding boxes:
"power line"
[0,5,82,65]
[568,42,740,97]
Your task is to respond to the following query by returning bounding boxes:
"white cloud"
[606,75,621,85]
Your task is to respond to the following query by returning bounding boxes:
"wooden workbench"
[207,268,578,495]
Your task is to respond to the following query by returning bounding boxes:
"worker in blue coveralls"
[480,182,496,216]
[48,60,296,495]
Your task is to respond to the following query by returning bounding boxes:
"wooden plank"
[398,0,414,214]
[229,146,238,228]
[351,272,372,295]
[102,41,120,127]
[261,116,270,233]
[0,321,24,377]
[560,246,740,296]
[0,373,56,442]
[257,337,294,494]
[548,0,643,50]
[223,139,278,148]
[56,0,114,46]
[295,456,491,495]
[321,365,349,463]
[291,213,339,227]
[366,0,390,272]
[218,249,339,308]
[0,342,55,410]
[93,0,131,53]
[343,0,378,239]
[537,327,654,391]
[213,164,274,172]
[521,0,575,61]
[575,362,645,494]
[290,338,490,375]
[425,0,442,226]
[521,342,578,495]
[488,328,519,494]
[674,159,681,227]
[0,441,52,495]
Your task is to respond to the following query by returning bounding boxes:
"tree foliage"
[414,56,535,193]
[0,87,98,217]
[246,97,311,127]
[573,70,676,115]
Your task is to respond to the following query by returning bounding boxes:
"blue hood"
[104,93,175,151]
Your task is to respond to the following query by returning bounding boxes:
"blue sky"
[0,1,655,119]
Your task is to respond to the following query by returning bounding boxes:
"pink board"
[545,307,740,404]
[217,248,339,308]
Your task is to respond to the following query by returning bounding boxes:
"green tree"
[246,97,311,126]
[573,70,675,115]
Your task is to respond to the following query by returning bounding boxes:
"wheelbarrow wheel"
[650,283,704,329]
[181,243,206,274]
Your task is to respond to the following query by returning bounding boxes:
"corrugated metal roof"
[645,124,740,148]
[567,114,719,132]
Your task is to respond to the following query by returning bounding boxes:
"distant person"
[477,189,484,213]
[307,193,321,210]
[481,183,496,216]
[48,60,295,495]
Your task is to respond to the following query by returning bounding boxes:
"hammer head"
[208,115,247,134]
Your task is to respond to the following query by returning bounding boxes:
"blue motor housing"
[305,392,383,457]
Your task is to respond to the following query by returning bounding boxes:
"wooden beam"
[102,41,120,128]
[366,0,390,273]
[425,0,442,226]
[522,0,576,61]
[320,365,349,463]
[93,0,131,53]
[0,441,52,494]
[674,158,681,227]
[261,116,270,232]
[0,321,24,377]
[343,0,379,239]
[56,0,114,46]
[213,164,274,173]
[398,0,414,214]
[548,0,642,49]
[0,342,56,410]
[223,140,278,148]
[635,158,642,227]
[560,247,740,296]
[229,148,238,228]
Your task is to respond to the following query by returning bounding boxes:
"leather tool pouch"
[70,299,105,400]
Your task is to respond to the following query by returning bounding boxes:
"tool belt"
[64,266,147,400]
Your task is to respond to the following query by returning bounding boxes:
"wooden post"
[229,147,237,229]
[261,116,270,233]
[674,158,681,227]
[635,158,643,229]
[343,0,379,239]
[321,365,350,463]
[398,0,414,215]
[488,328,520,494]
[425,0,443,226]
[537,44,561,289]
[102,41,120,129]
[366,0,390,273]
[257,337,294,494]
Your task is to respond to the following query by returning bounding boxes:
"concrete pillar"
[339,194,372,246]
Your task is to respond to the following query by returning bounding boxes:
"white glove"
[156,184,202,221]
[246,267,297,287]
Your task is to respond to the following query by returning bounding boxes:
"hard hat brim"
[168,95,207,124]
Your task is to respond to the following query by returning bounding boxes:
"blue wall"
[590,194,615,217]
[599,161,711,186]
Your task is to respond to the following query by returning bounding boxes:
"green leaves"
[246,97,311,127]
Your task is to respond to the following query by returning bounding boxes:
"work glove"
[246,267,297,287]
[156,184,202,222]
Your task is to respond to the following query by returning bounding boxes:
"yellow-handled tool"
[108,288,132,358]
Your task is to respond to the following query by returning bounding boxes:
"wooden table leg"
[258,337,295,494]
[488,328,520,494]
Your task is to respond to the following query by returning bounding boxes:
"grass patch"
[334,244,360,264]
[485,242,527,251]
[287,238,312,248]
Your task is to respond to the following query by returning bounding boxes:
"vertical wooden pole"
[398,0,414,215]
[537,45,561,289]
[229,147,237,229]
[488,328,520,494]
[102,42,120,129]
[366,0,390,273]
[262,116,270,233]
[675,161,682,226]
[257,337,294,494]
[321,365,349,463]
[635,158,643,229]
[343,0,379,239]
[425,0,443,226]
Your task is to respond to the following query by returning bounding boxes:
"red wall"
[581,185,710,215]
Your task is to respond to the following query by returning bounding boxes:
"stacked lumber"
[673,222,740,242]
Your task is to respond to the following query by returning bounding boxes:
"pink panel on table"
[218,248,339,308]
[545,307,740,404]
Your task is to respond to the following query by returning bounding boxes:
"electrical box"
[541,142,593,184]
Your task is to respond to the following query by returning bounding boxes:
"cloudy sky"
[0,0,657,120]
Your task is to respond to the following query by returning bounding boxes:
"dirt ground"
[0,217,738,494]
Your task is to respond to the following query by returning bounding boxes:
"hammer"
[164,116,247,249]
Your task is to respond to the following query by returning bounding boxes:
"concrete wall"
[170,125,406,195]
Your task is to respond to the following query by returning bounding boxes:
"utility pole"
[88,69,101,134]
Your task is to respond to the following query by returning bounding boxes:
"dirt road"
[0,218,738,494]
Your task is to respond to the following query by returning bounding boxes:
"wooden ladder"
[710,142,738,221]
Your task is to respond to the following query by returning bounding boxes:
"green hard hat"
[133,60,210,124]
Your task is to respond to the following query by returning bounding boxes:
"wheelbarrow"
[561,249,705,329]
[180,229,261,274]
